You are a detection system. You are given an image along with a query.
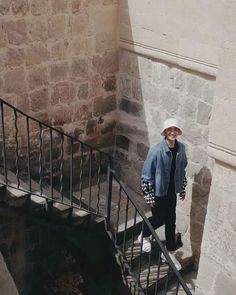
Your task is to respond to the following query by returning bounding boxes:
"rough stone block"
[227,200,236,231]
[49,15,67,39]
[132,77,142,101]
[190,146,208,166]
[178,94,197,119]
[183,122,203,145]
[51,0,68,13]
[30,0,49,16]
[70,37,87,55]
[51,40,69,60]
[52,81,76,104]
[100,119,116,134]
[137,142,149,160]
[12,0,29,15]
[161,88,179,115]
[28,18,48,42]
[71,58,88,78]
[93,95,116,116]
[119,75,131,98]
[73,103,92,121]
[6,19,27,45]
[95,32,116,52]
[214,272,236,295]
[27,67,47,91]
[116,135,129,151]
[186,75,205,98]
[137,55,152,80]
[5,47,25,67]
[92,51,118,74]
[0,0,10,15]
[78,83,88,100]
[119,98,143,117]
[3,67,25,94]
[72,0,81,13]
[201,82,215,105]
[102,75,116,92]
[0,21,7,47]
[86,119,96,135]
[50,62,69,82]
[70,15,87,35]
[52,105,73,126]
[89,75,101,97]
[26,43,49,66]
[197,101,212,125]
[30,88,49,112]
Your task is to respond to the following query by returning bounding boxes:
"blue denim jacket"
[141,139,187,197]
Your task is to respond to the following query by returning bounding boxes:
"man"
[138,118,187,270]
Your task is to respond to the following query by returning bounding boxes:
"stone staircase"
[0,170,194,295]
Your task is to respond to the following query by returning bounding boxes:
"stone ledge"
[208,143,236,168]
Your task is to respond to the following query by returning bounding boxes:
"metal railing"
[0,98,192,295]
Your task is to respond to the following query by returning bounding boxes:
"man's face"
[164,127,180,141]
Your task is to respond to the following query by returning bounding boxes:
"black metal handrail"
[0,98,192,294]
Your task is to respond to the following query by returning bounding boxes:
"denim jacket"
[141,139,187,197]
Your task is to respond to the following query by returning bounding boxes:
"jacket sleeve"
[141,181,155,205]
[180,150,188,197]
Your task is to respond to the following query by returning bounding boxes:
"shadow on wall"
[190,167,212,268]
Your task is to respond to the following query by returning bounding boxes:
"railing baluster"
[129,208,137,267]
[105,156,113,231]
[122,197,130,256]
[49,128,53,200]
[26,117,31,192]
[164,267,171,295]
[39,123,43,197]
[114,184,122,244]
[96,152,102,214]
[70,137,74,206]
[138,223,144,284]
[0,102,7,184]
[88,148,92,211]
[79,143,84,208]
[145,237,153,293]
[60,133,64,201]
[14,109,20,188]
[175,280,180,295]
[154,251,162,295]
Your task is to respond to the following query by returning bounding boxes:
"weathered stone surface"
[49,15,66,39]
[71,37,87,55]
[137,142,149,160]
[119,98,143,117]
[103,0,118,4]
[183,122,203,145]
[202,82,215,105]
[178,94,197,119]
[161,88,179,115]
[197,101,212,125]
[28,66,48,90]
[97,132,114,148]
[0,0,10,15]
[100,119,116,134]
[52,81,76,104]
[72,0,81,13]
[119,75,131,98]
[71,58,88,78]
[78,83,88,100]
[214,272,236,295]
[190,146,208,166]
[73,103,92,121]
[102,75,116,91]
[12,0,29,15]
[5,47,25,67]
[6,20,27,45]
[132,77,142,101]
[118,122,148,141]
[116,135,129,151]
[3,67,25,94]
[50,62,69,82]
[86,119,96,135]
[186,75,205,98]
[51,40,69,60]
[90,75,102,97]
[0,21,7,47]
[92,51,118,74]
[93,95,116,116]
[30,88,49,112]
[227,200,236,231]
[70,15,87,35]
[26,43,49,65]
[52,105,73,126]
[30,0,49,16]
[28,18,48,42]
[51,0,68,13]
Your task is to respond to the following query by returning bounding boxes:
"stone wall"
[0,0,118,153]
[116,48,215,265]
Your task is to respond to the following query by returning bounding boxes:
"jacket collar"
[161,138,178,153]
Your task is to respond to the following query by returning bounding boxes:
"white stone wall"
[195,162,236,295]
[116,48,215,265]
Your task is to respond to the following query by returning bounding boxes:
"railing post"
[105,156,113,231]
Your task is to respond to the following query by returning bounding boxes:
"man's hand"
[179,192,185,200]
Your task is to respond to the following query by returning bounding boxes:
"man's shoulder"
[149,142,163,154]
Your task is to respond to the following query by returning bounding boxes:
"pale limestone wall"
[0,0,118,151]
[116,49,215,265]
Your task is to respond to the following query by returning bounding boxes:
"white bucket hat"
[161,118,182,136]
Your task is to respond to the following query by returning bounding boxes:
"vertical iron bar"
[0,102,7,184]
[138,223,144,284]
[88,148,92,211]
[164,267,171,295]
[49,128,53,200]
[26,117,31,192]
[60,133,64,201]
[96,152,102,214]
[79,143,84,208]
[14,109,20,188]
[154,251,162,295]
[39,123,43,197]
[122,197,130,256]
[70,137,74,206]
[175,280,180,295]
[130,208,138,268]
[114,184,122,244]
[105,156,113,231]
[145,237,153,293]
